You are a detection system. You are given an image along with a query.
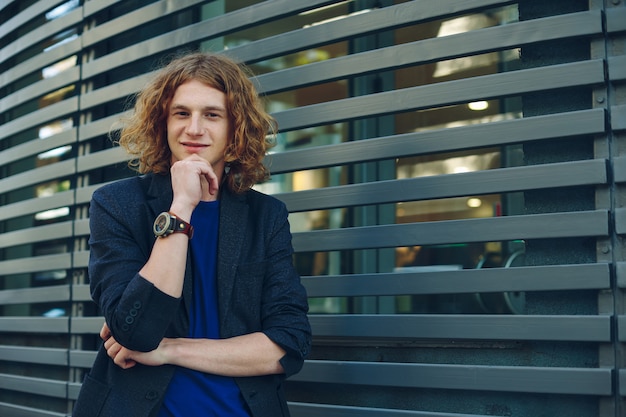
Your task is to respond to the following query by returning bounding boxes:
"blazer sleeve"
[88,179,182,352]
[258,200,312,377]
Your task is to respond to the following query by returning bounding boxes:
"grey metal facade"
[0,0,625,416]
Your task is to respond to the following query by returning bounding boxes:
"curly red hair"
[117,52,276,193]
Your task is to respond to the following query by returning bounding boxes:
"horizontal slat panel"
[0,0,42,39]
[0,222,73,249]
[72,250,90,268]
[76,147,129,172]
[615,262,626,288]
[0,67,80,114]
[75,183,101,205]
[615,315,626,342]
[293,361,612,395]
[612,104,626,131]
[0,129,76,167]
[79,3,588,123]
[0,97,79,143]
[274,60,605,132]
[80,0,339,80]
[74,218,90,236]
[277,159,607,212]
[0,374,67,398]
[0,8,82,68]
[257,10,602,94]
[0,37,81,91]
[227,0,510,66]
[79,73,150,110]
[606,7,626,33]
[0,345,67,366]
[73,284,91,302]
[0,1,619,416]
[0,191,74,222]
[303,263,610,297]
[0,318,67,333]
[0,286,70,306]
[292,210,609,252]
[79,0,510,82]
[67,381,81,400]
[83,0,123,17]
[613,155,626,182]
[269,109,605,173]
[289,402,489,417]
[70,317,105,334]
[608,56,626,82]
[613,208,626,235]
[0,159,76,194]
[81,0,204,47]
[309,314,611,342]
[0,402,66,417]
[0,254,71,276]
[69,350,97,369]
[77,113,128,142]
[68,312,611,342]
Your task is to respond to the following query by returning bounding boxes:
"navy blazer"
[73,173,311,417]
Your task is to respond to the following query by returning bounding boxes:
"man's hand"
[170,155,220,213]
[100,322,169,369]
[100,322,138,369]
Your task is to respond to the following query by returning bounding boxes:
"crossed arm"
[101,322,286,376]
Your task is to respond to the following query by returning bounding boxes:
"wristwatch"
[153,212,193,238]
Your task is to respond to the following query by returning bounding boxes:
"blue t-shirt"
[158,201,250,417]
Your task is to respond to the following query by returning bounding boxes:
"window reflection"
[45,0,80,20]
[42,56,77,79]
[247,3,526,314]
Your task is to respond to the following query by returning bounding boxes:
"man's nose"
[185,115,204,135]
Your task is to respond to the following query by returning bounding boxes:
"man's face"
[167,79,231,172]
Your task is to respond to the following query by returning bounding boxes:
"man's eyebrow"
[170,103,226,112]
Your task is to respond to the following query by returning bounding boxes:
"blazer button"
[145,390,159,400]
[133,301,142,309]
[125,316,134,324]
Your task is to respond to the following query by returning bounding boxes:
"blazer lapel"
[144,173,174,218]
[217,188,248,331]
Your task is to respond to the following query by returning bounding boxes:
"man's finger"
[100,322,111,340]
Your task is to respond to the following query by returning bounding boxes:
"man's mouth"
[182,142,208,148]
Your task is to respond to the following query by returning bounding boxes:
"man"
[73,52,311,417]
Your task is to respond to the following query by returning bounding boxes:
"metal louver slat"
[309,314,611,341]
[293,361,612,396]
[292,210,609,252]
[303,263,610,296]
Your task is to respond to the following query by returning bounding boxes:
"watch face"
[153,213,171,236]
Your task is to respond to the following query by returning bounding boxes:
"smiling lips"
[182,142,208,151]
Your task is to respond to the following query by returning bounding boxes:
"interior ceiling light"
[468,101,489,111]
